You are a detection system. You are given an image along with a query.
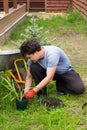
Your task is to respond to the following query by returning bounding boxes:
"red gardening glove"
[24,89,36,99]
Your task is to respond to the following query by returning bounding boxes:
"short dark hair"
[20,39,41,57]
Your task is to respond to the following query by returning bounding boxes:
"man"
[20,39,85,99]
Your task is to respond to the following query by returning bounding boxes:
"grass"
[0,10,87,49]
[0,10,87,130]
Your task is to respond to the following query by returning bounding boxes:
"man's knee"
[74,84,85,94]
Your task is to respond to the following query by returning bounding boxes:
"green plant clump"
[0,72,24,102]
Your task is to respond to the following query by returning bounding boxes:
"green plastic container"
[16,97,28,110]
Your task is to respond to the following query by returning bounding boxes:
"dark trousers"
[30,63,85,96]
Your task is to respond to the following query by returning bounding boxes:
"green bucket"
[16,97,28,110]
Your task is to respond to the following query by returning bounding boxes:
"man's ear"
[34,51,38,55]
[34,52,36,56]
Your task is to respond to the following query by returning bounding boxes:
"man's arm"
[24,67,33,93]
[33,66,57,93]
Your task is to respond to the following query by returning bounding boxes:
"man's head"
[20,39,41,56]
[20,39,42,62]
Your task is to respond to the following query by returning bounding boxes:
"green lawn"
[0,11,87,130]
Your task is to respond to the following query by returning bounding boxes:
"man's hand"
[24,89,36,99]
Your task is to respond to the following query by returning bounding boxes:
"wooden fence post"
[13,0,17,8]
[45,0,47,12]
[3,0,9,13]
[19,0,23,5]
[27,0,30,12]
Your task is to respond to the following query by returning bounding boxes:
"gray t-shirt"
[28,46,73,74]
